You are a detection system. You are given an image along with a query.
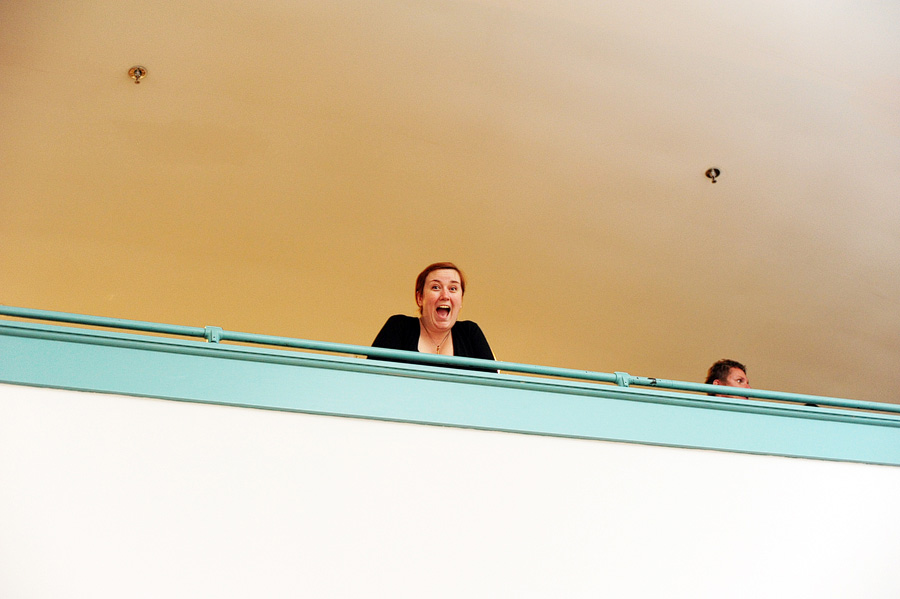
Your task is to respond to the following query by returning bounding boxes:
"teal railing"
[1,304,894,414]
[3,304,900,466]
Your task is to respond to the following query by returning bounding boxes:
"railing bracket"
[614,372,631,387]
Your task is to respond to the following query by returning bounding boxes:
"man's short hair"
[705,359,747,385]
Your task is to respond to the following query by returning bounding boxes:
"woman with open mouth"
[372,261,495,369]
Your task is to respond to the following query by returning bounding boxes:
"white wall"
[1,383,899,598]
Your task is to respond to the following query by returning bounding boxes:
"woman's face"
[416,269,463,332]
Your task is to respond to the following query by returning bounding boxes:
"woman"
[372,262,495,367]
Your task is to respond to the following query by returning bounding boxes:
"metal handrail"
[2,304,897,414]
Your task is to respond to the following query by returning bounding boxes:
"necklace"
[424,327,452,353]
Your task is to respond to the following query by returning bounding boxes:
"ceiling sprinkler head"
[129,66,147,84]
[705,168,721,183]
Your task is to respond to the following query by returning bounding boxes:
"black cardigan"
[371,315,496,370]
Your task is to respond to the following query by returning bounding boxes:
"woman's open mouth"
[436,305,451,318]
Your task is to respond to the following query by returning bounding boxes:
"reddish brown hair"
[415,262,466,298]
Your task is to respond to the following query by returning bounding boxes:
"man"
[704,359,750,397]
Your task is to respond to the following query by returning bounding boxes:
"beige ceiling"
[2,1,899,404]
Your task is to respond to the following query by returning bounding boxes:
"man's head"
[705,359,750,396]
